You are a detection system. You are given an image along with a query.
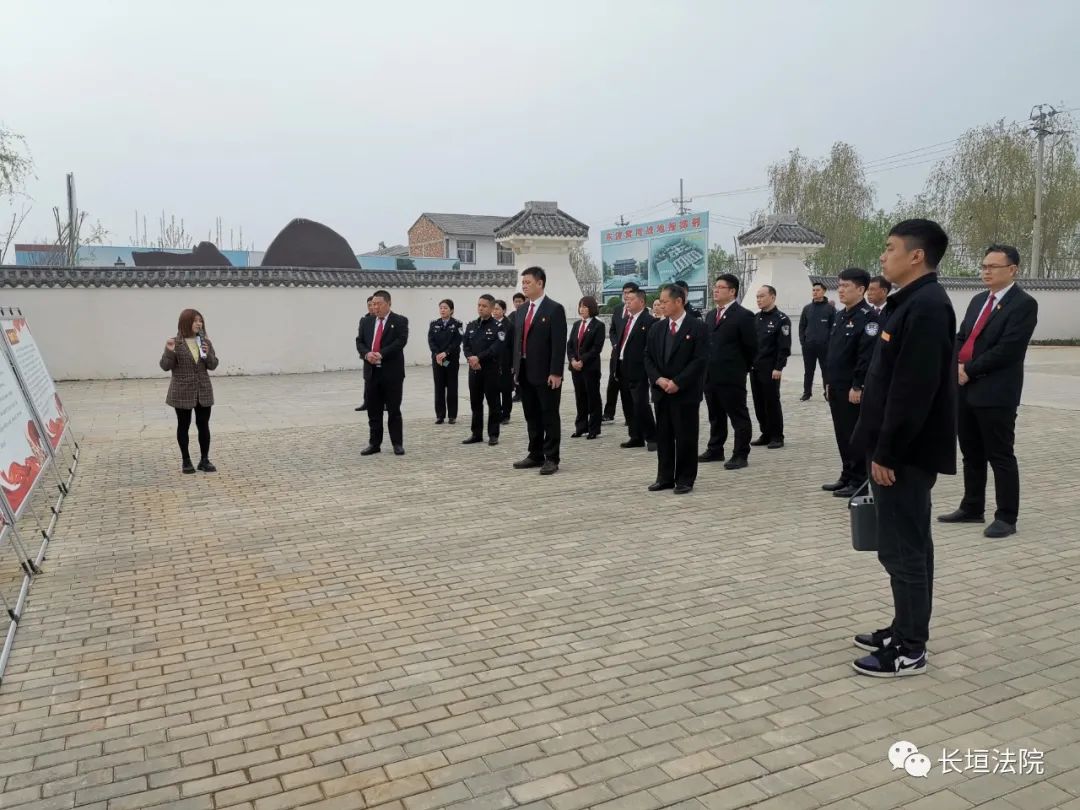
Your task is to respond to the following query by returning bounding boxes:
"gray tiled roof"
[739,214,826,247]
[0,266,519,289]
[807,274,1080,291]
[495,201,589,240]
[420,213,511,237]
[361,243,409,256]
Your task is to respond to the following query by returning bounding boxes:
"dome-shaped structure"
[260,219,360,268]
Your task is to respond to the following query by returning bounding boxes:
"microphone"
[195,329,208,359]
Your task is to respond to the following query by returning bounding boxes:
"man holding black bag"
[849,219,956,679]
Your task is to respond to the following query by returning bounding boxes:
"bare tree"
[569,245,602,298]
[1,125,34,264]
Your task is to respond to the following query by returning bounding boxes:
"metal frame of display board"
[0,509,39,687]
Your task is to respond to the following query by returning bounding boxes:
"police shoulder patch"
[865,322,880,337]
[781,324,790,336]
[498,332,506,341]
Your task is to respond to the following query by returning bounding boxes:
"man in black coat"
[462,295,508,446]
[799,282,835,400]
[939,244,1038,539]
[603,282,640,421]
[700,274,757,470]
[355,295,375,411]
[849,219,956,679]
[615,289,656,450]
[512,267,567,475]
[644,284,708,494]
[751,286,792,449]
[355,289,410,456]
[506,292,527,405]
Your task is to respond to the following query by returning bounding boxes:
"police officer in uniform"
[799,282,834,400]
[428,299,463,425]
[492,300,514,424]
[821,268,878,497]
[462,294,507,446]
[750,285,791,449]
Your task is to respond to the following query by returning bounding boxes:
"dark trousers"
[519,377,562,463]
[175,405,211,461]
[802,343,827,395]
[468,364,502,439]
[432,362,459,420]
[619,370,655,443]
[654,396,699,487]
[366,371,404,448]
[704,383,752,458]
[572,368,602,435]
[958,393,1020,524]
[499,367,514,419]
[870,462,937,648]
[750,367,784,440]
[827,385,865,484]
[603,367,620,419]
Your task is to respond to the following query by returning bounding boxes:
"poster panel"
[0,318,67,451]
[601,211,710,300]
[0,352,49,518]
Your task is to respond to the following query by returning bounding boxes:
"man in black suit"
[616,288,656,450]
[939,244,1038,539]
[355,295,375,411]
[674,279,702,318]
[355,289,409,456]
[867,275,891,316]
[512,267,567,475]
[506,292,527,405]
[644,284,708,494]
[603,282,640,422]
[700,274,758,470]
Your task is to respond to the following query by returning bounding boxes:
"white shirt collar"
[669,312,687,332]
[988,282,1015,303]
[528,295,545,311]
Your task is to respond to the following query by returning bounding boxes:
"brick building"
[407,213,516,268]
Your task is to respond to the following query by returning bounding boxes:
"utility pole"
[615,215,629,227]
[672,178,692,215]
[1029,104,1060,279]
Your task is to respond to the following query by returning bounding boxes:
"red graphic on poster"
[0,421,47,515]
[1,316,67,450]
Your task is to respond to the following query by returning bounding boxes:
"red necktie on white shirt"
[372,318,385,353]
[958,294,996,364]
[669,320,677,336]
[578,320,586,346]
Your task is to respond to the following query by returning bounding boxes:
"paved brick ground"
[1,347,1079,810]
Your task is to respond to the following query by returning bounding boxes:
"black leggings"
[175,405,212,461]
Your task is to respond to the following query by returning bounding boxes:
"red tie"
[957,294,996,364]
[578,320,586,346]
[620,316,633,347]
[372,318,385,353]
[669,320,677,336]
[522,302,536,349]
[715,307,724,325]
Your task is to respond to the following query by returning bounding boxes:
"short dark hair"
[869,275,892,293]
[889,218,949,269]
[439,298,454,311]
[762,285,777,297]
[674,279,690,291]
[812,282,827,291]
[479,294,495,304]
[632,289,647,302]
[837,267,871,290]
[372,289,391,303]
[662,283,687,304]
[512,292,526,302]
[578,296,599,317]
[715,273,740,293]
[493,299,507,310]
[985,243,1021,267]
[521,266,546,286]
[621,281,640,292]
[366,295,373,303]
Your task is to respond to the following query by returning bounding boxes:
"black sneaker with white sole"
[853,627,893,652]
[853,644,926,678]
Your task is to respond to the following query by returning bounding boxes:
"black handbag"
[849,480,877,551]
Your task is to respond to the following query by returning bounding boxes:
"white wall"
[0,284,516,380]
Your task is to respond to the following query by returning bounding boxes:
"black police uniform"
[493,317,514,421]
[428,317,462,422]
[822,302,878,490]
[751,307,791,444]
[800,299,835,397]
[463,316,507,441]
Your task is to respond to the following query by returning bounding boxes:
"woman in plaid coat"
[160,308,219,473]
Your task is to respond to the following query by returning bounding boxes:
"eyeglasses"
[714,285,732,290]
[980,264,1016,271]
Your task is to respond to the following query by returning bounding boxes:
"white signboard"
[0,318,68,451]
[0,353,48,518]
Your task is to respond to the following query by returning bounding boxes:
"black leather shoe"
[984,520,1016,538]
[601,415,614,422]
[698,451,724,462]
[393,445,405,456]
[539,461,559,475]
[723,456,748,470]
[182,460,196,474]
[360,445,380,456]
[500,417,511,425]
[570,431,585,438]
[462,436,483,444]
[648,481,675,492]
[620,440,645,448]
[822,480,846,492]
[767,439,785,449]
[448,418,456,424]
[647,442,657,452]
[673,484,693,495]
[800,393,812,401]
[514,457,543,469]
[435,418,445,425]
[750,435,769,446]
[197,459,216,473]
[488,437,499,446]
[355,405,367,411]
[937,509,984,523]
[586,433,599,440]
[833,484,858,498]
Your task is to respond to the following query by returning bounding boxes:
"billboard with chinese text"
[601,212,709,299]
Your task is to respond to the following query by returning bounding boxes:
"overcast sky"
[4,0,1078,260]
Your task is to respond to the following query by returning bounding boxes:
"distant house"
[360,242,410,257]
[408,213,516,268]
